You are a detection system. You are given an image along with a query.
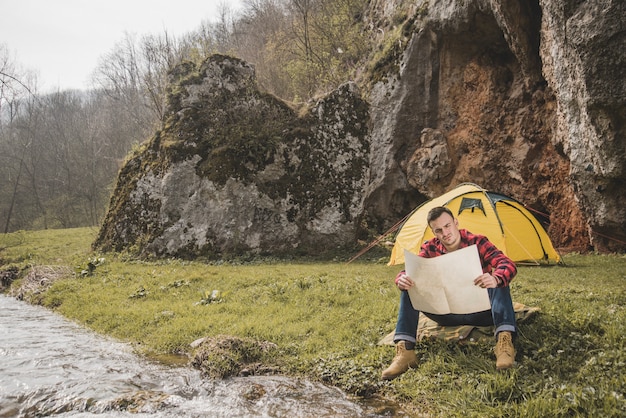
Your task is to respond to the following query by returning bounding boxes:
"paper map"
[404,245,490,314]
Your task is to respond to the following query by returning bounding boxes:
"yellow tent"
[389,183,561,265]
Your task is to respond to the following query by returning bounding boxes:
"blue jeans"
[394,286,517,344]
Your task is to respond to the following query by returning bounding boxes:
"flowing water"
[0,295,399,417]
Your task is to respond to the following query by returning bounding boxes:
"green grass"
[1,228,625,417]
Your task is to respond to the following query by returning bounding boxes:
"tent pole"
[346,213,411,264]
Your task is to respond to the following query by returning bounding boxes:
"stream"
[0,295,400,417]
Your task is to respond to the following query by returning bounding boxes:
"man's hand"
[396,272,415,291]
[474,273,499,289]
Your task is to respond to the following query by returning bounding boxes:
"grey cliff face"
[539,0,625,250]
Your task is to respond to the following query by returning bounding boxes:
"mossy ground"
[1,228,624,417]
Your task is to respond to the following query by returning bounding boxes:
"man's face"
[429,212,461,251]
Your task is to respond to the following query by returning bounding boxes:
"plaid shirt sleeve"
[471,233,517,286]
[418,239,443,259]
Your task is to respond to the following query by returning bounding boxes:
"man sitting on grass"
[382,206,517,380]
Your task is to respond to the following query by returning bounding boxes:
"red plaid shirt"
[396,229,517,287]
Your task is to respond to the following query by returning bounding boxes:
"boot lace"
[496,332,514,355]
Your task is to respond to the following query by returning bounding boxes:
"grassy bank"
[1,228,624,417]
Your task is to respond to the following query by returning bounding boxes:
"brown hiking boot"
[381,341,418,380]
[495,331,515,370]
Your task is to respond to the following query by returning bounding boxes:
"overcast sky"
[0,0,242,92]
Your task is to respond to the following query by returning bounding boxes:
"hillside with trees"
[0,0,368,233]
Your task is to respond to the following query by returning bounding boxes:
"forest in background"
[0,0,370,233]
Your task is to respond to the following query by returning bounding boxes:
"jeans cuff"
[393,333,417,344]
[494,324,516,338]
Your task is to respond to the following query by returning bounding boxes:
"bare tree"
[0,44,37,124]
[287,0,318,96]
[141,31,180,122]
[92,34,153,135]
[0,45,42,232]
[235,0,289,97]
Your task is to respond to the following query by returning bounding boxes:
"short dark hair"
[427,206,454,224]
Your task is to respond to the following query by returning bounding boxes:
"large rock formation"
[95,0,625,257]
[363,0,624,252]
[94,57,369,258]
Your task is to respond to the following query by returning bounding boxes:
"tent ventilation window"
[458,198,486,216]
